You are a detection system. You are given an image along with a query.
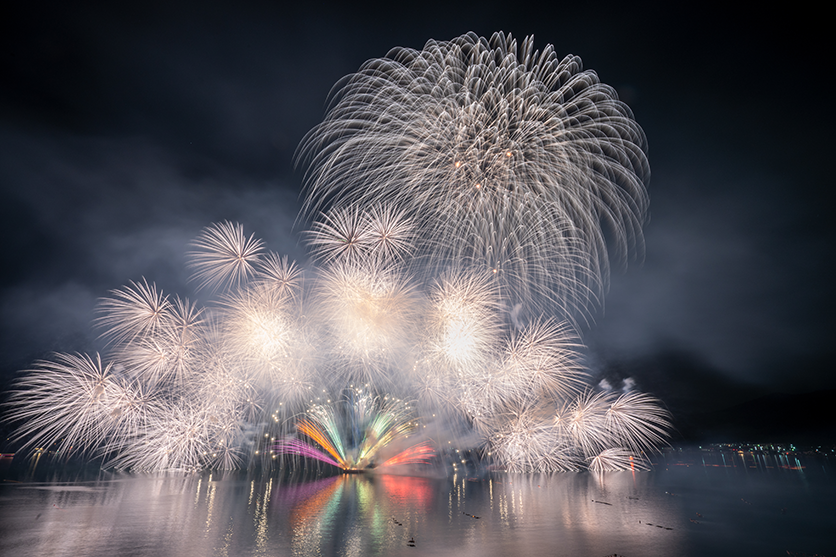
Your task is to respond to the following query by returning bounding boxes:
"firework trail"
[297,31,650,320]
[4,32,669,473]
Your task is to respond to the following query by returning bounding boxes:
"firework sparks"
[4,32,669,474]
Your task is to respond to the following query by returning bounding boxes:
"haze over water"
[1,450,833,557]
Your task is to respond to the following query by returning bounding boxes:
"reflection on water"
[0,452,834,557]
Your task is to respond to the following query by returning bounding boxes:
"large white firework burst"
[297,31,650,320]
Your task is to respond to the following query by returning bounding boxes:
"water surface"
[1,451,833,557]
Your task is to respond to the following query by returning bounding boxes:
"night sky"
[1,1,833,441]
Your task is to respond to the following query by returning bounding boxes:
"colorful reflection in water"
[0,454,834,557]
[379,474,434,509]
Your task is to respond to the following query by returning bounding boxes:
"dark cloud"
[585,161,835,391]
[1,1,832,414]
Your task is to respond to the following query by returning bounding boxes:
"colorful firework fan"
[275,389,435,471]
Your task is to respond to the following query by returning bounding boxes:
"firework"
[306,206,370,265]
[96,279,170,346]
[487,401,583,473]
[555,390,615,458]
[218,283,298,383]
[422,272,501,376]
[276,390,434,471]
[6,353,153,458]
[4,32,669,474]
[587,448,650,472]
[297,31,649,319]
[115,295,204,387]
[107,401,210,471]
[313,259,420,384]
[501,318,587,402]
[306,204,416,266]
[187,221,265,292]
[605,391,673,455]
[256,252,304,299]
[359,204,416,264]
